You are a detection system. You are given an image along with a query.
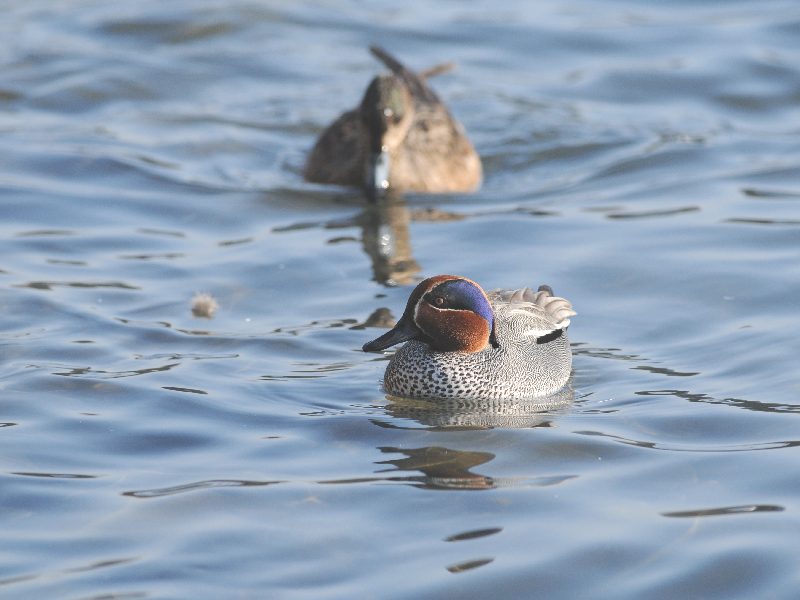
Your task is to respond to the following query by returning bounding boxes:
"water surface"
[2,1,800,598]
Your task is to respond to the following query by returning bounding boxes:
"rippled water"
[2,1,800,598]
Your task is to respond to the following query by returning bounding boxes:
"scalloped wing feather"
[489,287,576,339]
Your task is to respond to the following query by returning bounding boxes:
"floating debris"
[191,292,219,318]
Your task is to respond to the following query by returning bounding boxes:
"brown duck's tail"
[369,45,406,74]
[369,45,440,103]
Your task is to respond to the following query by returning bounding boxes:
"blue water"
[2,1,800,598]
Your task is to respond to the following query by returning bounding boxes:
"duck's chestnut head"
[363,275,498,353]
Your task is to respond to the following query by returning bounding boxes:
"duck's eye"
[383,107,403,125]
[424,291,449,308]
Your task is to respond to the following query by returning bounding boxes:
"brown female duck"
[304,46,482,200]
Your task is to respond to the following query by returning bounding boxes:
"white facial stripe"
[412,279,455,333]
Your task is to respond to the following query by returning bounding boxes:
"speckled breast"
[382,331,572,401]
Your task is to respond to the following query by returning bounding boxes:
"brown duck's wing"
[395,103,482,192]
[304,109,368,185]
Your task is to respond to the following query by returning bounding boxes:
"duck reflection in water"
[304,46,482,201]
[274,192,421,285]
[375,440,576,491]
[382,385,574,430]
[376,446,497,490]
[358,194,420,285]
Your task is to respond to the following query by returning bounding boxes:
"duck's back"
[390,99,482,193]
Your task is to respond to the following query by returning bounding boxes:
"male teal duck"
[363,275,576,400]
[304,46,482,200]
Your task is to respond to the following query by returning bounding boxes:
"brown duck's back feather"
[304,110,368,185]
[391,102,482,192]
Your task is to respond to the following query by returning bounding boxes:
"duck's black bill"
[365,149,391,202]
[362,320,418,352]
